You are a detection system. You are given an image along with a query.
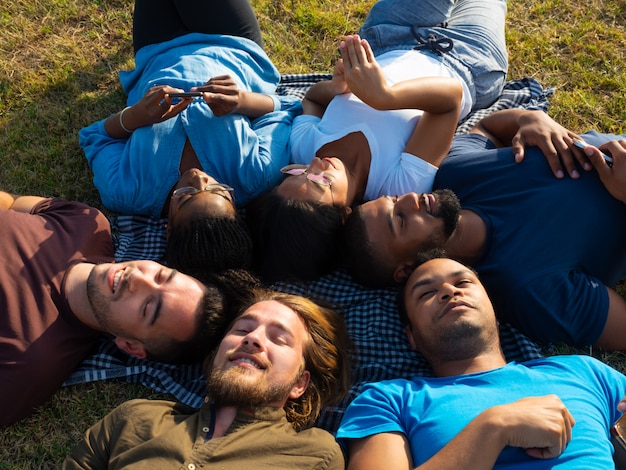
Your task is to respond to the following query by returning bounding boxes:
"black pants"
[132,0,263,54]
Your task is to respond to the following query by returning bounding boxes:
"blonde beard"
[206,365,300,407]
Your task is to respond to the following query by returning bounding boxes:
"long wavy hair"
[209,289,354,430]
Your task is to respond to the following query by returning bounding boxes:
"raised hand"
[338,34,390,110]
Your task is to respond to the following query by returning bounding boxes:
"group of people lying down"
[3,0,626,468]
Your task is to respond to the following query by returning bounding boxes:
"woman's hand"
[193,75,242,117]
[104,85,191,138]
[338,34,389,109]
[137,85,193,124]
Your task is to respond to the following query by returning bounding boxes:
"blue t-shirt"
[433,132,626,346]
[337,356,626,468]
[80,33,301,217]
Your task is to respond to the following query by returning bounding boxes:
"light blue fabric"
[436,132,626,346]
[338,356,626,468]
[359,0,508,110]
[80,33,301,217]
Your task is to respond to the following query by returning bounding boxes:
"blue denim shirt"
[80,33,301,216]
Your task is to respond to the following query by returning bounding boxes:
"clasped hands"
[332,34,392,110]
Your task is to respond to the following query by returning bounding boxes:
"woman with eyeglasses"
[79,0,301,278]
[247,0,507,283]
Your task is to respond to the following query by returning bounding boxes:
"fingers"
[511,133,526,164]
[360,37,375,63]
[524,406,574,460]
[499,394,575,459]
[340,34,371,69]
[540,139,575,179]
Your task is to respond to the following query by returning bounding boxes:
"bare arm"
[346,395,574,470]
[193,75,276,119]
[301,60,350,118]
[594,287,626,350]
[103,85,192,138]
[339,35,462,167]
[470,109,588,179]
[0,191,47,212]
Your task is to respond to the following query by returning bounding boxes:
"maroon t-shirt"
[0,199,114,425]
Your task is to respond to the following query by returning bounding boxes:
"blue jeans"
[359,0,508,110]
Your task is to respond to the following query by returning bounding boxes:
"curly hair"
[342,204,396,288]
[245,190,346,283]
[166,215,253,276]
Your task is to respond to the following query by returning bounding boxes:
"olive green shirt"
[63,398,344,469]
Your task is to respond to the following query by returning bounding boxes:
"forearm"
[372,77,462,114]
[0,191,16,209]
[415,410,506,469]
[0,192,46,212]
[470,109,539,147]
[302,80,345,117]
[104,106,141,138]
[235,91,276,118]
[347,416,505,470]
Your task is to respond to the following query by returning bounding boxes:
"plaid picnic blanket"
[65,74,553,434]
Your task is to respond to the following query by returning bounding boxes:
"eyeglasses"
[172,183,235,201]
[280,164,333,187]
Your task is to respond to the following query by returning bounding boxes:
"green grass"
[0,0,625,467]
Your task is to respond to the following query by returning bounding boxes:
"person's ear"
[405,325,417,350]
[114,337,148,359]
[393,262,414,283]
[340,206,352,223]
[288,370,311,399]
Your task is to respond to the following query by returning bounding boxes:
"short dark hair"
[397,248,471,326]
[166,215,253,276]
[246,191,345,283]
[343,205,396,288]
[144,269,262,364]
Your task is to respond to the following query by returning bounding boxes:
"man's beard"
[431,189,461,239]
[206,364,302,408]
[86,266,123,336]
[432,322,486,362]
[420,318,499,365]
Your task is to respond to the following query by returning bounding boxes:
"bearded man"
[63,289,354,469]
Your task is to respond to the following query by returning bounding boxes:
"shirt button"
[188,464,196,470]
[202,426,210,433]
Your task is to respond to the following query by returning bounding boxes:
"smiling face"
[275,157,350,206]
[168,168,236,230]
[86,260,206,356]
[207,300,311,408]
[358,189,461,282]
[403,258,499,364]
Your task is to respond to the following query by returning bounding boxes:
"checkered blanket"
[65,74,552,434]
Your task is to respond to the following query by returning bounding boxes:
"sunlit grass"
[0,0,624,466]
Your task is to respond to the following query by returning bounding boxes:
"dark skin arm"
[346,395,575,470]
[469,109,593,179]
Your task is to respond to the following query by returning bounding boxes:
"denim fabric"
[360,0,508,110]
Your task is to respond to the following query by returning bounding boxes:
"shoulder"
[294,427,345,468]
[524,355,618,376]
[114,398,193,422]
